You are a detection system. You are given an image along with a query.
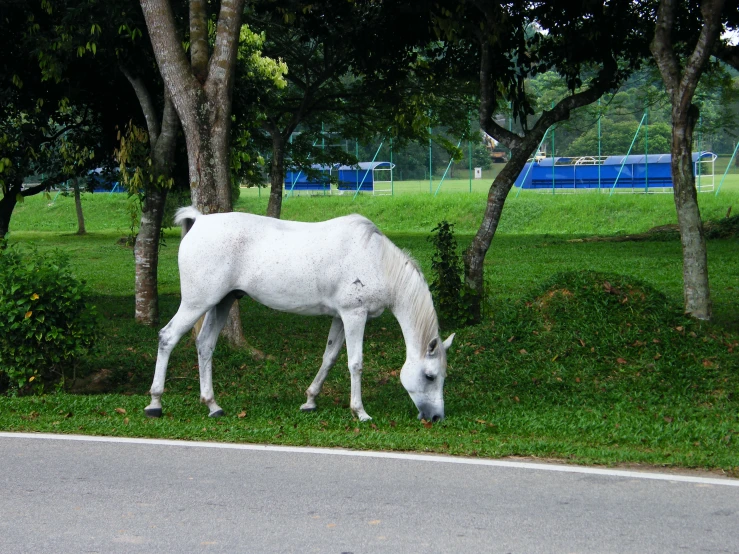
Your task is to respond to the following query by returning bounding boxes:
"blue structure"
[284,161,394,194]
[284,164,332,192]
[88,168,121,193]
[513,152,716,192]
[336,162,393,193]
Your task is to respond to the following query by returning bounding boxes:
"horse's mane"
[365,222,439,351]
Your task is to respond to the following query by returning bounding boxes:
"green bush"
[428,221,474,329]
[0,244,98,393]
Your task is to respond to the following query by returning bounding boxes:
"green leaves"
[428,221,475,329]
[0,245,97,394]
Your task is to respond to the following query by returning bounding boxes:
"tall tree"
[246,5,346,218]
[433,0,648,321]
[139,0,244,215]
[99,1,185,327]
[139,0,246,344]
[116,78,181,326]
[246,1,453,219]
[57,0,187,326]
[0,1,131,239]
[650,0,727,320]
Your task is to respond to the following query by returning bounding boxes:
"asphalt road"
[1,433,738,553]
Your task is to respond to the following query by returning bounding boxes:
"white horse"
[145,207,454,422]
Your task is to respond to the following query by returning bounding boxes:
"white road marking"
[2,431,737,487]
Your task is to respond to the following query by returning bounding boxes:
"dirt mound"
[527,271,679,329]
[705,214,739,239]
[569,214,738,243]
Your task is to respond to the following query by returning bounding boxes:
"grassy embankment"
[2,180,738,473]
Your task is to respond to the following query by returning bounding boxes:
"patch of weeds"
[428,221,475,328]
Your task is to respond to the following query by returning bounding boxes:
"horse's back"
[177,212,390,316]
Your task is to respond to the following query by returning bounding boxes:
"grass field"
[2,183,738,473]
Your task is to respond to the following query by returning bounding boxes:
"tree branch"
[483,59,619,152]
[714,42,739,71]
[650,0,682,101]
[153,89,180,165]
[120,65,161,142]
[206,0,245,96]
[139,0,201,130]
[190,0,209,83]
[679,0,726,106]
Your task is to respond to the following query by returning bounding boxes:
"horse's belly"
[244,276,386,318]
[246,288,338,317]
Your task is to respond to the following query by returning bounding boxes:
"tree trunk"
[463,148,532,321]
[122,68,182,326]
[671,108,711,319]
[140,0,246,345]
[463,30,620,323]
[134,187,168,325]
[0,179,47,239]
[266,133,285,218]
[650,0,724,320]
[73,178,86,235]
[0,184,19,239]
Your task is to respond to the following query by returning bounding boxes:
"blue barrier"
[284,161,394,194]
[513,152,716,191]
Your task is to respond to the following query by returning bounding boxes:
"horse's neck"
[391,282,436,360]
[380,238,438,359]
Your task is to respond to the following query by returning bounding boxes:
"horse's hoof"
[209,409,225,418]
[144,408,162,418]
[300,403,316,412]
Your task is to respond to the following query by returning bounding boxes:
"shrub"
[0,244,97,393]
[428,221,474,328]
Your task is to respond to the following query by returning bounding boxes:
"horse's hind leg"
[145,304,205,417]
[301,317,345,412]
[196,293,238,417]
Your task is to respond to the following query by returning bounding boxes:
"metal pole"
[609,111,647,196]
[598,98,602,191]
[716,141,739,196]
[469,113,473,193]
[428,122,433,194]
[355,139,359,193]
[515,128,551,199]
[551,102,555,194]
[691,115,703,192]
[434,139,464,196]
[321,122,326,195]
[645,105,649,193]
[390,137,394,196]
[353,140,385,201]
[508,101,513,161]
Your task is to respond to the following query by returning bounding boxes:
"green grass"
[11,176,739,236]
[2,188,738,472]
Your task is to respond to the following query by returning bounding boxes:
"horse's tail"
[174,206,202,236]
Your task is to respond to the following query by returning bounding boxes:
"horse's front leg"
[301,317,346,412]
[196,294,237,417]
[342,311,371,422]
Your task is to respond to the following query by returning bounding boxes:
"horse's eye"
[424,373,436,382]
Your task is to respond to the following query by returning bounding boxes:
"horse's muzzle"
[418,408,444,423]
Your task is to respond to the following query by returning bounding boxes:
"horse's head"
[400,333,455,422]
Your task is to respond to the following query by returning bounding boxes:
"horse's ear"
[427,337,439,356]
[442,333,455,352]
